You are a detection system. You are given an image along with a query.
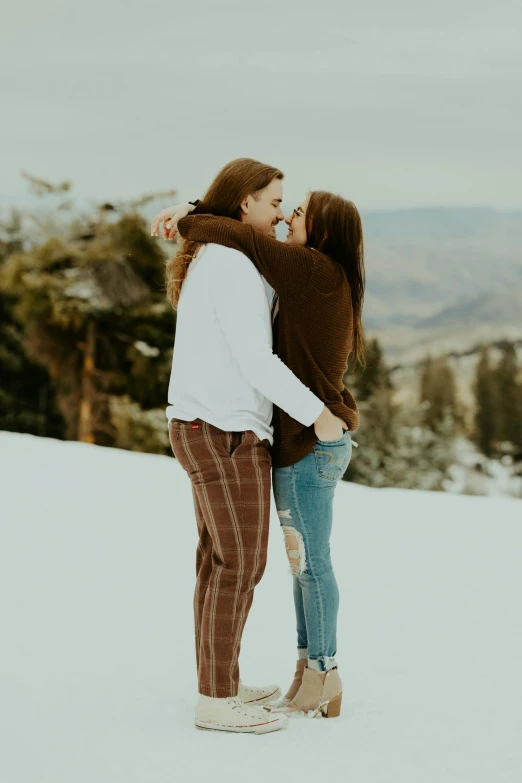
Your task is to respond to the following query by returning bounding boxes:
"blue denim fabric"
[273,431,352,672]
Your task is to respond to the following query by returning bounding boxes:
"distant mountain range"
[417,286,522,331]
[2,195,521,363]
[359,208,522,362]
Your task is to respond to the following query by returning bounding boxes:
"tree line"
[344,338,522,489]
[1,178,521,492]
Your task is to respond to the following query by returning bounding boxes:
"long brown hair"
[305,191,366,366]
[166,158,283,308]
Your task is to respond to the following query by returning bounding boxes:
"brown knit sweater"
[178,214,359,468]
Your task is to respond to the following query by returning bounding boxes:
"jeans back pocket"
[314,433,352,481]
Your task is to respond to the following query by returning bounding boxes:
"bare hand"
[150,203,195,240]
[314,406,348,442]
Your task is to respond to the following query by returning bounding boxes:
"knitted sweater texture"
[178,214,359,468]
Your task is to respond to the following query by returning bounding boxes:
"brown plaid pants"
[169,418,272,698]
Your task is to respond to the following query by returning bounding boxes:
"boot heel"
[322,693,342,718]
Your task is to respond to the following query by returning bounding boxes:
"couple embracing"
[151,157,365,734]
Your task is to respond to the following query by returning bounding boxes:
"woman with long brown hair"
[152,188,365,720]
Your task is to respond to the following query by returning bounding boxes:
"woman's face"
[284,196,309,245]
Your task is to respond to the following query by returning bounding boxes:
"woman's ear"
[240,197,249,216]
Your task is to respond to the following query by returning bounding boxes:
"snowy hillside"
[1,432,521,783]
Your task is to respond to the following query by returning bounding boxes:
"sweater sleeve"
[207,249,324,427]
[178,214,324,298]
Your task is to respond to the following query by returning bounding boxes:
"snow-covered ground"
[1,432,521,783]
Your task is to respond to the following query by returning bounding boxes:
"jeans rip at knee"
[280,522,307,575]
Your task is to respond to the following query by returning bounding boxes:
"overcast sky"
[2,0,521,210]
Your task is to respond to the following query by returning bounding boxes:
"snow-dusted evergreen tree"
[386,406,456,490]
[0,209,64,437]
[346,393,455,490]
[473,345,498,457]
[344,338,455,490]
[345,336,392,402]
[494,342,522,457]
[419,355,459,432]
[1,177,177,452]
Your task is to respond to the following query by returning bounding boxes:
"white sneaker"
[238,681,282,707]
[195,695,288,734]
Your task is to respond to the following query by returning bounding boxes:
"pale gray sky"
[2,0,521,209]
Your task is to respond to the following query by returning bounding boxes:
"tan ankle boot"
[284,659,307,702]
[285,667,343,718]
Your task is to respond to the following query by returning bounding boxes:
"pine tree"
[494,342,522,454]
[473,345,498,457]
[345,336,391,402]
[344,336,456,490]
[1,181,176,451]
[419,354,458,432]
[0,210,65,437]
[343,384,397,487]
[344,386,455,490]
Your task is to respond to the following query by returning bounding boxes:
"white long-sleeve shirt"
[166,243,324,444]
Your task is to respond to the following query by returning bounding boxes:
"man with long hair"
[154,159,340,734]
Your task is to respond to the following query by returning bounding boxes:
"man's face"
[240,178,284,237]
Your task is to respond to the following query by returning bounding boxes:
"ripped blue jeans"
[273,432,352,672]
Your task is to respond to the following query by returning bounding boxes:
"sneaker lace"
[229,696,248,713]
[228,696,265,718]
